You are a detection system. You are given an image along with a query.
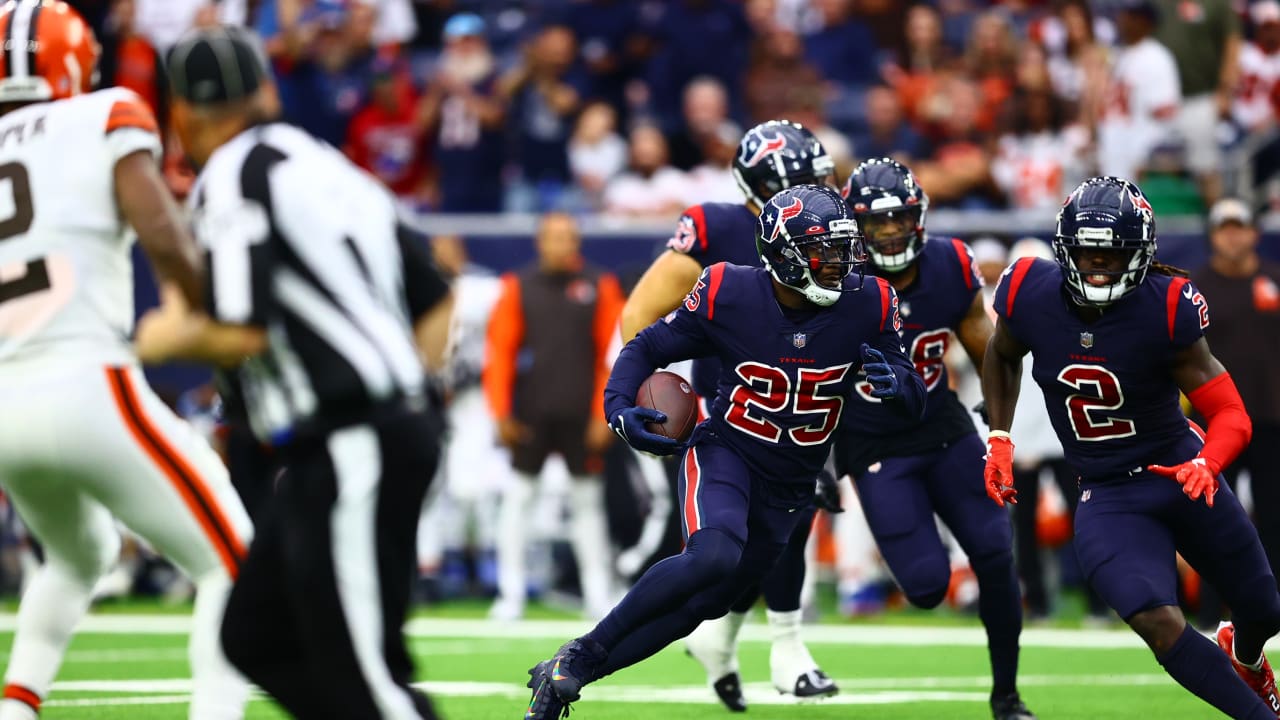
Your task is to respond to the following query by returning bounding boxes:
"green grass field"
[0,600,1239,719]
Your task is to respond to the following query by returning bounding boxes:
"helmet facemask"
[759,217,865,306]
[1054,227,1155,306]
[859,204,924,272]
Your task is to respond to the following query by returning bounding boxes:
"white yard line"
[41,689,993,709]
[0,647,190,663]
[0,614,1143,646]
[46,673,1178,697]
[45,695,194,708]
[40,674,1179,709]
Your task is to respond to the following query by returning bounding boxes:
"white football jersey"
[1233,42,1280,130]
[0,87,162,367]
[1096,38,1181,180]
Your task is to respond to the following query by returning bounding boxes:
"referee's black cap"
[167,26,271,106]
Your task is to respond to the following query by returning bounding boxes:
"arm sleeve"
[1188,372,1252,474]
[397,223,450,320]
[482,274,523,420]
[603,269,718,422]
[591,273,626,421]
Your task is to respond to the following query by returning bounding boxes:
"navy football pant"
[1198,420,1280,628]
[853,433,1023,694]
[1012,459,1107,616]
[728,506,815,615]
[587,439,806,678]
[1075,463,1280,719]
[1074,472,1280,629]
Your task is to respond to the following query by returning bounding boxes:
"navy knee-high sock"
[598,558,766,679]
[1159,624,1274,719]
[595,605,705,679]
[973,551,1022,696]
[729,583,760,614]
[586,528,741,652]
[761,507,813,612]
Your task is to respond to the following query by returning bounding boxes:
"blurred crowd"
[60,0,1280,219]
[21,0,1269,627]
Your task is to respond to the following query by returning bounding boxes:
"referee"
[136,27,454,719]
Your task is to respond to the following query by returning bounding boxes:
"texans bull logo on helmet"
[739,129,788,168]
[767,196,804,242]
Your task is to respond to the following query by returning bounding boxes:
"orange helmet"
[0,0,98,103]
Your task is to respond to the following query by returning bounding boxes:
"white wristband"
[988,430,1012,440]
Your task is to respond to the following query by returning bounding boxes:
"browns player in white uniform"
[0,3,251,719]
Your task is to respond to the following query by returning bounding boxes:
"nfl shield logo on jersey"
[1079,331,1094,349]
[793,332,807,348]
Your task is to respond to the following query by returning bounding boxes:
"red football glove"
[1148,458,1220,508]
[984,433,1017,507]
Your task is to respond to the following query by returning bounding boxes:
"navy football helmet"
[733,120,836,210]
[756,184,867,306]
[1054,176,1157,306]
[842,158,929,273]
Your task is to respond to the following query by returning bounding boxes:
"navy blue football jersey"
[606,263,919,485]
[993,258,1211,480]
[667,203,762,400]
[835,238,982,474]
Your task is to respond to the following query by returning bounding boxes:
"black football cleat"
[711,671,747,712]
[991,691,1037,720]
[547,637,608,703]
[787,669,838,699]
[525,660,569,720]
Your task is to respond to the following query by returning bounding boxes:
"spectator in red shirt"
[346,56,430,205]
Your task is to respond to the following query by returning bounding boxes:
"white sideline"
[0,614,1141,646]
[0,613,1274,652]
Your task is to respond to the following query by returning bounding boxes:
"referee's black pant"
[221,409,441,719]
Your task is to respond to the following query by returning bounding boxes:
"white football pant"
[0,363,252,720]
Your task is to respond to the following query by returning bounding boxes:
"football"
[636,370,698,442]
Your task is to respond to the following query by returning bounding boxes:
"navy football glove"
[814,470,844,513]
[860,343,899,399]
[610,406,685,457]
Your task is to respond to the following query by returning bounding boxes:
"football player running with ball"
[523,185,926,719]
[620,119,843,708]
[983,176,1280,719]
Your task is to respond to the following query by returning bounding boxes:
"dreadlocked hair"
[1150,261,1190,278]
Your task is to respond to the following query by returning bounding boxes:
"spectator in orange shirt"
[97,0,190,195]
[99,0,165,118]
[484,213,626,621]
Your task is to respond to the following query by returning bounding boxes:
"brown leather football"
[636,370,698,442]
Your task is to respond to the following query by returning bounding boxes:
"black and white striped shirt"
[190,122,448,443]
